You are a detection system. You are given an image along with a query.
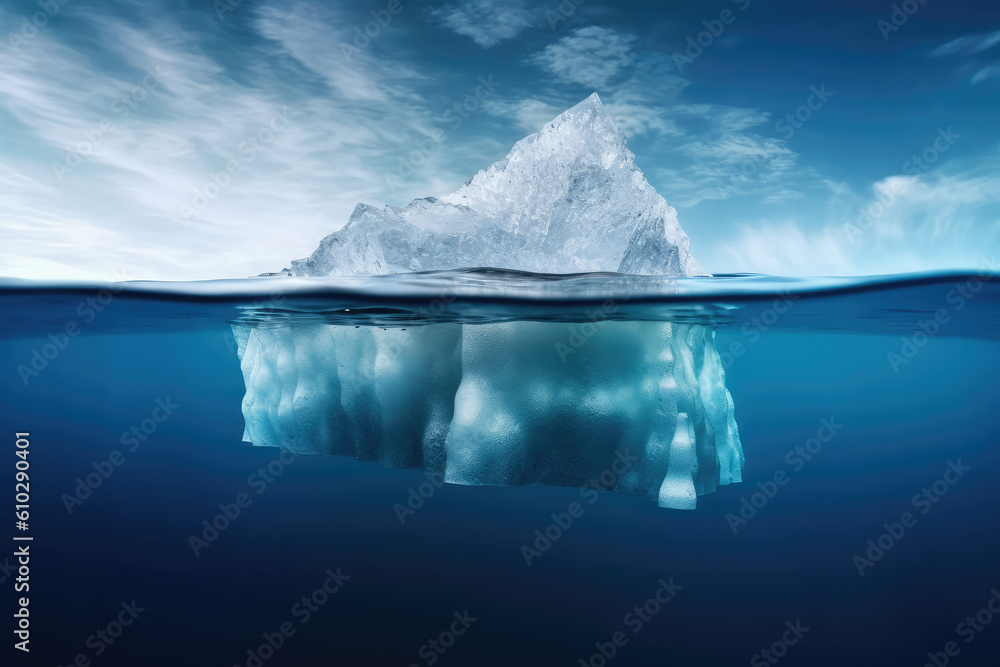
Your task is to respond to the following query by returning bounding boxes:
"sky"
[0,0,998,280]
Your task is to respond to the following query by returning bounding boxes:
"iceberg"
[287,93,704,278]
[235,94,743,509]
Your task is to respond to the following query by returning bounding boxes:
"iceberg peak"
[441,92,630,209]
[289,95,705,277]
[551,91,608,124]
[531,91,616,143]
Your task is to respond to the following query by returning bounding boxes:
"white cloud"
[761,189,805,205]
[657,108,803,207]
[529,26,637,88]
[678,134,791,167]
[931,30,1000,56]
[705,150,1000,276]
[480,98,568,133]
[490,43,802,207]
[671,104,770,134]
[852,168,1000,245]
[929,30,1000,86]
[255,3,394,104]
[432,0,539,48]
[598,54,688,136]
[713,220,856,276]
[0,0,481,280]
[971,64,1000,84]
[5,3,994,282]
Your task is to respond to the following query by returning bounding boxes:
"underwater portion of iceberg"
[233,321,742,509]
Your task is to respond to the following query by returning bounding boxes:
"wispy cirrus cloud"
[0,4,825,280]
[513,34,806,206]
[667,123,800,206]
[0,0,483,280]
[712,220,856,276]
[431,0,540,48]
[708,150,1000,276]
[3,0,996,281]
[479,98,568,133]
[529,26,637,88]
[931,30,1000,56]
[970,64,1000,84]
[930,29,1000,85]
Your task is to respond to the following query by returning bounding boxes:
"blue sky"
[1,0,998,279]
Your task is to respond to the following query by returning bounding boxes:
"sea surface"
[2,270,999,666]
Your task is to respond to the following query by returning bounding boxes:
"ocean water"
[3,270,1000,667]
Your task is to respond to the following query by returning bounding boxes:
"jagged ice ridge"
[289,94,705,278]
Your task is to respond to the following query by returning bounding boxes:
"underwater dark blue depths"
[2,293,1000,667]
